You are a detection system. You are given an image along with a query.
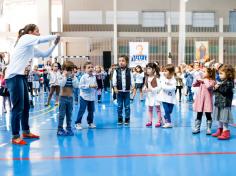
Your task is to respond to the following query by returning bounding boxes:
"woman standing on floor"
[5,24,60,145]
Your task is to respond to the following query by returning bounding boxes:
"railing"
[63,24,167,32]
[62,24,236,33]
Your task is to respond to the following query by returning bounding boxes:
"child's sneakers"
[75,123,83,130]
[146,121,152,127]
[57,129,68,136]
[162,123,173,128]
[66,129,74,136]
[88,123,96,129]
[113,99,118,105]
[117,118,123,125]
[124,118,130,126]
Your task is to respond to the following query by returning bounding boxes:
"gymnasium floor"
[0,92,236,176]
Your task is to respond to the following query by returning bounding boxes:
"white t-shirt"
[5,34,57,79]
[158,75,177,104]
[48,71,62,86]
[135,72,145,84]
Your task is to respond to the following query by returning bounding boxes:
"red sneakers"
[218,130,230,140]
[12,138,27,145]
[23,133,40,139]
[212,128,223,137]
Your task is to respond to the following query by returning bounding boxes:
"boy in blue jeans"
[57,61,78,136]
[75,61,97,130]
[113,55,134,126]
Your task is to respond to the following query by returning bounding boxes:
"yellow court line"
[0,106,58,128]
[29,106,52,114]
[30,106,58,120]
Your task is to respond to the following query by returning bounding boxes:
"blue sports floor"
[0,92,236,176]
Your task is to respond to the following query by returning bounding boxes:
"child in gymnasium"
[192,61,204,100]
[131,65,145,101]
[212,65,235,140]
[192,67,216,135]
[75,61,97,130]
[57,61,78,136]
[45,62,61,106]
[32,65,40,96]
[73,66,84,105]
[113,55,134,126]
[159,64,176,128]
[184,64,194,102]
[0,68,11,113]
[143,63,162,127]
[175,66,184,102]
[95,65,104,103]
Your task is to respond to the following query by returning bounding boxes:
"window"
[69,11,103,24]
[193,12,215,27]
[106,11,139,24]
[142,11,165,27]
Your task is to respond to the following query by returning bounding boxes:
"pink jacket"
[193,79,215,112]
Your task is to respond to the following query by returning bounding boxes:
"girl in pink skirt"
[192,67,216,135]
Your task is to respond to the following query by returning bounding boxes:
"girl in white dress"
[143,63,162,127]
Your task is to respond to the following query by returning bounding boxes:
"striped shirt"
[65,76,73,88]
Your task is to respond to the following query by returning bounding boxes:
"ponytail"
[14,24,37,47]
[153,62,160,78]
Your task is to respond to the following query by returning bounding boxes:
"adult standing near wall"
[5,24,61,145]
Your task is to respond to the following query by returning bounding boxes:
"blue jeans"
[58,96,73,130]
[6,75,30,139]
[44,81,50,92]
[117,92,130,120]
[73,88,79,102]
[187,86,193,101]
[75,97,95,124]
[162,102,174,123]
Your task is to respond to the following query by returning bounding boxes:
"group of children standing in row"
[55,54,235,140]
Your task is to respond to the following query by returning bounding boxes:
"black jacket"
[116,67,131,91]
[214,80,234,108]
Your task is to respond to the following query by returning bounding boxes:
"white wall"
[63,0,236,25]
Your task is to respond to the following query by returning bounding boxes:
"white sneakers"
[88,123,97,129]
[74,123,96,130]
[162,123,173,128]
[113,99,118,105]
[75,123,83,130]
